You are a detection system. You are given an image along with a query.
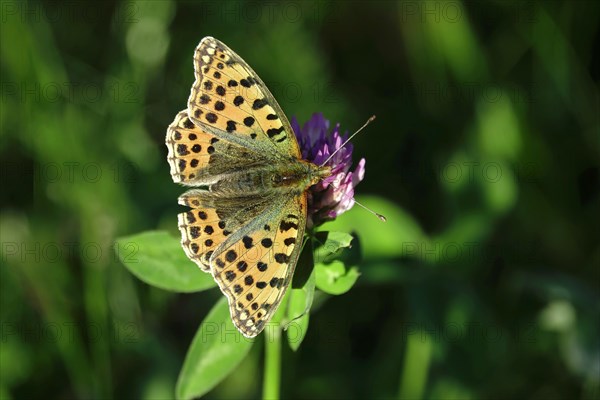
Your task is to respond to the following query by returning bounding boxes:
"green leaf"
[312,231,354,263]
[315,260,360,295]
[176,298,254,400]
[286,268,316,351]
[115,230,216,293]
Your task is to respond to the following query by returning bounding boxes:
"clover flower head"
[291,113,366,228]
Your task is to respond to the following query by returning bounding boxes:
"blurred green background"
[1,0,599,399]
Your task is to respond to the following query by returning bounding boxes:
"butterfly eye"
[271,174,283,185]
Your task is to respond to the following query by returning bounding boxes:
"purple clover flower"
[291,113,366,228]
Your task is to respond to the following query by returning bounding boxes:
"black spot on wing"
[186,212,196,223]
[279,220,298,232]
[244,117,255,127]
[205,113,217,123]
[252,99,268,110]
[226,250,237,262]
[269,277,284,288]
[225,270,236,281]
[257,262,268,272]
[267,126,285,138]
[226,120,236,132]
[274,253,290,264]
[177,144,189,156]
[242,236,253,249]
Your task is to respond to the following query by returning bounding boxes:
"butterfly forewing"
[167,110,272,185]
[187,36,301,160]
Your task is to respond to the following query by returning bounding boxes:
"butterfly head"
[302,160,332,187]
[268,160,331,191]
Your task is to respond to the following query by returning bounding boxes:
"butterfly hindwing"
[187,36,301,160]
[178,205,228,272]
[177,188,306,337]
[177,190,275,272]
[209,195,307,337]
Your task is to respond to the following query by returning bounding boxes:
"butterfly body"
[166,37,330,337]
[211,159,330,196]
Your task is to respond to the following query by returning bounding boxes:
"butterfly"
[165,37,331,337]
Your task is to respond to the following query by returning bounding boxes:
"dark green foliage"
[1,1,598,399]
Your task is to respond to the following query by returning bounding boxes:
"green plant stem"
[397,331,432,400]
[263,327,282,400]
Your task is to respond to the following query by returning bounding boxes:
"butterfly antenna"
[317,115,386,222]
[319,115,376,167]
[353,199,387,222]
